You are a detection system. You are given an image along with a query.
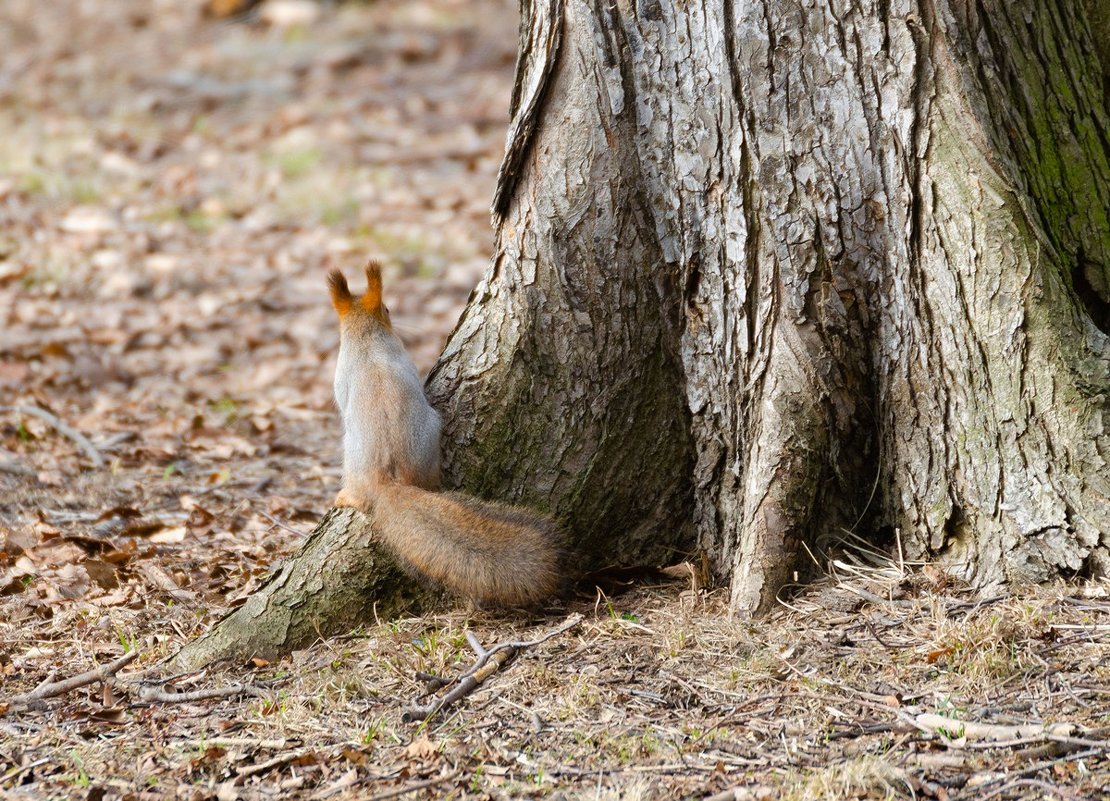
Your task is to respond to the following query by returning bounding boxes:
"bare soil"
[1,2,1108,799]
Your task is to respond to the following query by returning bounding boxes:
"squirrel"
[327,261,562,607]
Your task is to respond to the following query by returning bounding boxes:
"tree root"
[169,507,439,672]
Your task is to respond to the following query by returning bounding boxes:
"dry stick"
[784,668,1105,754]
[459,613,584,675]
[0,459,34,476]
[1,404,104,467]
[193,737,291,750]
[414,670,451,692]
[840,584,918,609]
[257,509,309,537]
[402,614,583,722]
[124,681,267,703]
[236,748,315,778]
[977,776,1089,801]
[9,651,138,704]
[960,747,1104,801]
[913,713,1077,743]
[403,649,515,722]
[861,617,915,651]
[0,757,52,785]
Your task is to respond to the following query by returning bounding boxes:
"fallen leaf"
[148,526,187,544]
[83,707,128,726]
[403,736,439,760]
[84,560,119,590]
[927,647,955,664]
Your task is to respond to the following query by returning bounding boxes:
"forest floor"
[1,1,1108,799]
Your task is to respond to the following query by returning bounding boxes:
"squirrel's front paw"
[334,489,359,508]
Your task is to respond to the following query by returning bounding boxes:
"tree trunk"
[430,0,1110,613]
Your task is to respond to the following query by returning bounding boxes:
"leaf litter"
[1,1,1108,799]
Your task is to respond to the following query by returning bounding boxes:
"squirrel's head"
[328,261,393,331]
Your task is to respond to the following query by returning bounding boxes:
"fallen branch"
[123,681,268,704]
[9,651,138,704]
[6,650,272,710]
[913,713,1077,744]
[403,649,516,723]
[236,747,315,778]
[1,404,104,468]
[402,613,582,722]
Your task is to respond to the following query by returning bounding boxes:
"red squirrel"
[328,261,562,606]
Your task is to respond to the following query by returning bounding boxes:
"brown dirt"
[1,2,1108,800]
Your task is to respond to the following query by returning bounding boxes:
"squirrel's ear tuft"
[328,269,352,317]
[362,259,384,314]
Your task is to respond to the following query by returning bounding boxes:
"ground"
[1,1,1108,799]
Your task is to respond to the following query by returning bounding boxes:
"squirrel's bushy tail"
[370,484,563,607]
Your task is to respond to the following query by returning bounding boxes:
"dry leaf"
[148,526,187,545]
[403,736,439,760]
[84,560,120,590]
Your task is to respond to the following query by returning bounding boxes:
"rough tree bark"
[430,0,1110,613]
[174,0,1109,666]
[171,510,439,670]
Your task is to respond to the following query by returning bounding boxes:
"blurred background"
[0,0,518,593]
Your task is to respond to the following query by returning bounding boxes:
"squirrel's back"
[330,265,441,492]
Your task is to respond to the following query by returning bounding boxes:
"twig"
[839,584,917,609]
[913,713,1078,744]
[459,613,583,677]
[978,777,1087,801]
[124,681,268,703]
[402,614,582,722]
[414,670,451,692]
[961,748,1103,801]
[862,617,912,651]
[403,649,515,722]
[550,763,718,777]
[1045,732,1110,750]
[188,737,292,750]
[0,757,52,785]
[1,404,104,467]
[257,509,309,537]
[0,458,34,476]
[236,747,314,778]
[9,651,138,704]
[364,770,461,801]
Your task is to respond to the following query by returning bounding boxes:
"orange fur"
[352,484,562,607]
[330,262,392,328]
[327,269,353,318]
[360,260,391,327]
